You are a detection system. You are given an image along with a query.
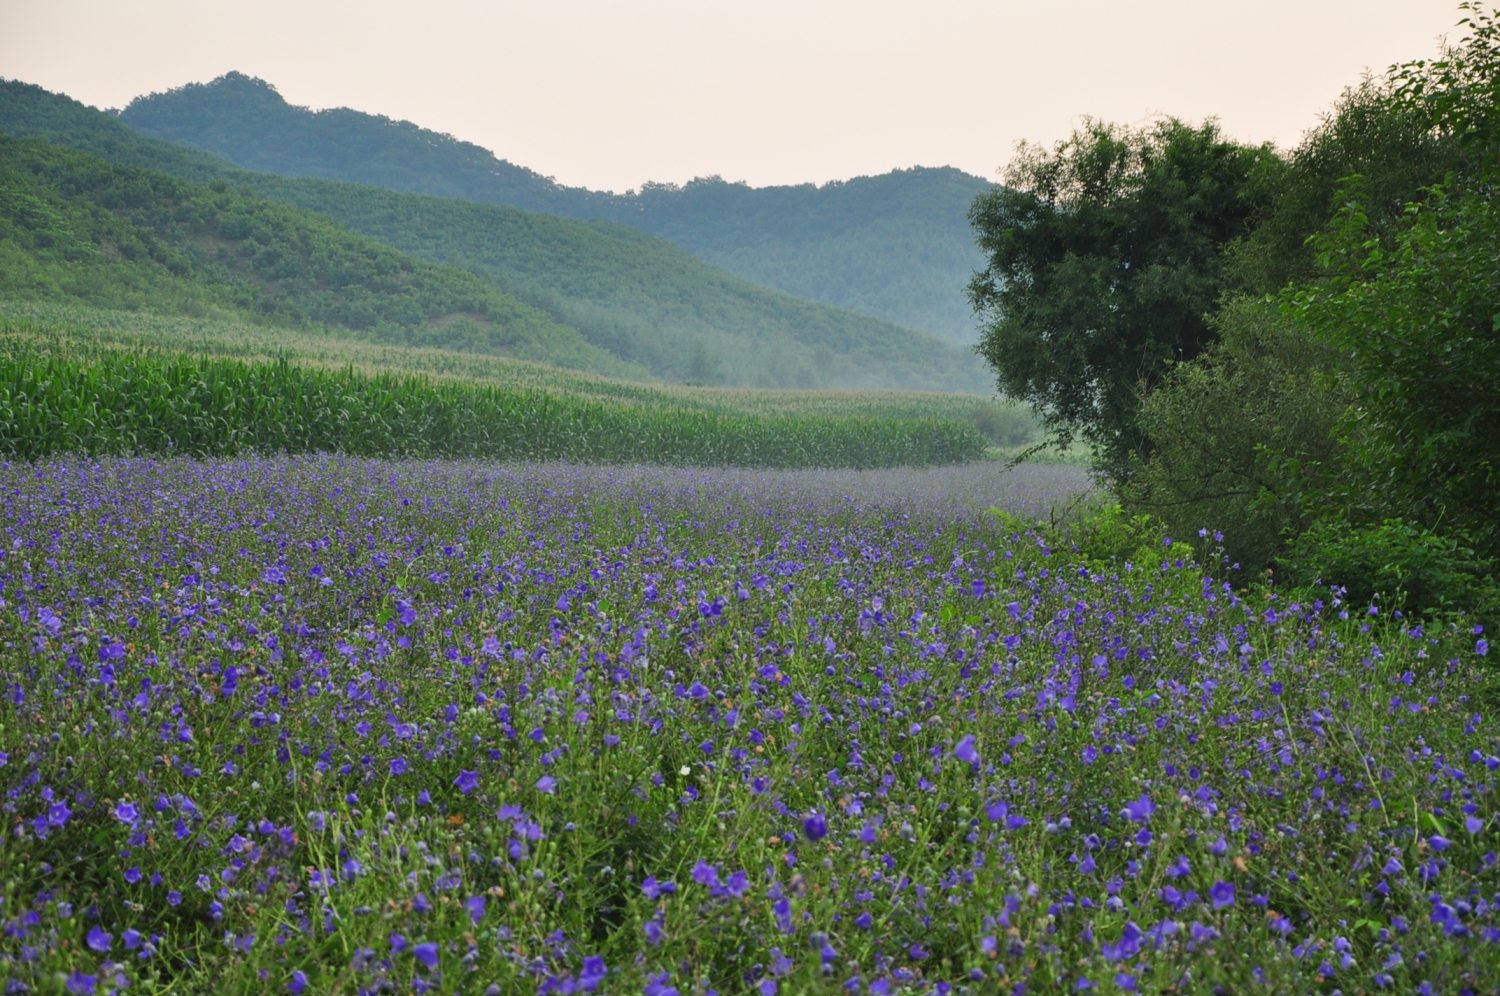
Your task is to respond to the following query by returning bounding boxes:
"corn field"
[0,350,988,467]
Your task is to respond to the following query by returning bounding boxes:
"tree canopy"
[967,119,1281,476]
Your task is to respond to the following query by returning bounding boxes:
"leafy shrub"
[1123,298,1347,576]
[992,501,1170,569]
[1278,517,1500,621]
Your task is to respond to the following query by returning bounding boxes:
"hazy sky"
[0,0,1466,192]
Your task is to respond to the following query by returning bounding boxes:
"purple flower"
[454,770,479,794]
[691,860,721,888]
[1478,639,1489,656]
[465,895,486,924]
[803,813,828,841]
[48,800,71,827]
[85,925,112,952]
[722,870,751,897]
[1101,922,1142,961]
[1209,881,1236,908]
[390,933,408,954]
[412,942,440,970]
[124,867,142,884]
[954,735,979,764]
[985,800,1009,822]
[1081,746,1099,764]
[641,876,676,899]
[536,775,557,794]
[288,970,308,994]
[1428,834,1453,852]
[1121,794,1155,823]
[580,956,607,991]
[114,802,139,824]
[65,973,97,995]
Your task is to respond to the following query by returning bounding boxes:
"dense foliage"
[117,73,990,342]
[977,5,1500,619]
[1122,302,1346,578]
[0,134,621,374]
[0,80,986,392]
[968,119,1280,475]
[0,457,1495,995]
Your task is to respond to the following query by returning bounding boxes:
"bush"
[991,501,1172,570]
[1278,518,1500,621]
[1122,297,1347,577]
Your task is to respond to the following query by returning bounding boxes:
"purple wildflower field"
[0,455,1495,994]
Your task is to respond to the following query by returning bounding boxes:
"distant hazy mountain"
[0,78,991,392]
[117,73,993,342]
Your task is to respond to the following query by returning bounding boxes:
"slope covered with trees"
[0,79,987,390]
[0,134,621,372]
[116,72,991,341]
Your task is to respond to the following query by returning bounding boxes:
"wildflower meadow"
[0,456,1494,994]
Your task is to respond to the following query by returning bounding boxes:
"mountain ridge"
[0,78,991,392]
[118,72,993,341]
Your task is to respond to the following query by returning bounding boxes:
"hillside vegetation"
[0,134,623,372]
[1,79,988,390]
[248,178,986,391]
[117,72,991,341]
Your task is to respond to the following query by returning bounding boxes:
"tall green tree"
[968,118,1281,478]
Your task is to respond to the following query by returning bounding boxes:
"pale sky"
[0,0,1466,192]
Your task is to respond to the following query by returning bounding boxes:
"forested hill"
[0,79,990,391]
[0,135,623,373]
[116,73,992,341]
